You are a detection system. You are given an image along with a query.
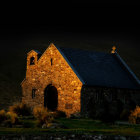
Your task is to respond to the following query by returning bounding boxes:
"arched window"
[32,89,36,99]
[51,58,53,66]
[30,57,35,65]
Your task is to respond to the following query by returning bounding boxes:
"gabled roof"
[56,46,140,89]
[34,50,42,54]
[27,50,41,55]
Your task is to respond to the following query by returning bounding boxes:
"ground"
[0,118,140,136]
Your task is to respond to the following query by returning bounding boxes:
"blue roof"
[56,46,140,89]
[34,50,42,54]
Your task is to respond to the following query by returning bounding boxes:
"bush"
[53,110,66,118]
[120,109,130,121]
[33,107,54,126]
[0,110,19,127]
[6,112,18,124]
[95,100,116,123]
[0,110,7,123]
[70,112,81,119]
[9,103,31,116]
[97,104,109,122]
[91,99,123,123]
[129,106,140,124]
[33,107,47,119]
[120,99,136,121]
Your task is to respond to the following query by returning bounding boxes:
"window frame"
[30,57,35,65]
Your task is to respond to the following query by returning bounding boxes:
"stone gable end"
[21,44,83,116]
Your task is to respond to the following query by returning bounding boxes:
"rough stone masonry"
[21,43,82,116]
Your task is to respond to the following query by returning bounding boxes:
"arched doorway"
[44,84,58,111]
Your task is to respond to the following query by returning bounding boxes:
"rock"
[115,136,127,140]
[47,123,58,129]
[33,136,42,140]
[54,138,61,140]
[70,134,75,138]
[49,136,53,140]
[98,135,102,140]
[42,123,47,129]
[47,123,67,129]
[21,136,26,140]
[70,112,81,119]
[120,136,126,140]
[115,136,119,140]
[62,136,66,140]
[93,136,99,140]
[14,125,23,128]
[82,135,85,138]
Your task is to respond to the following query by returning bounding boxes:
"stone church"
[21,43,140,117]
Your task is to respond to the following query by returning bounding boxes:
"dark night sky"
[0,2,140,50]
[0,2,140,98]
[0,2,140,110]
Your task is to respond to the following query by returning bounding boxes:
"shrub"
[0,110,7,123]
[6,112,18,124]
[120,99,136,121]
[9,103,31,116]
[33,107,54,126]
[0,110,19,127]
[33,107,47,119]
[70,112,81,119]
[129,106,140,124]
[91,99,123,123]
[96,100,116,123]
[120,109,130,121]
[53,110,66,118]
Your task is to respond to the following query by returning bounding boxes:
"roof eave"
[56,46,85,85]
[113,51,140,86]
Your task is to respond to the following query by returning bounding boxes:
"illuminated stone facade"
[21,43,140,117]
[21,44,82,116]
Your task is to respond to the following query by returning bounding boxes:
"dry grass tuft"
[0,110,7,123]
[33,107,54,126]
[9,103,31,116]
[129,106,140,124]
[0,109,19,126]
[6,112,18,124]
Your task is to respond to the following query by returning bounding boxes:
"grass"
[0,118,140,136]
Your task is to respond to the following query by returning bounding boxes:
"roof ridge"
[55,45,86,84]
[33,50,42,54]
[27,49,41,55]
[57,46,109,54]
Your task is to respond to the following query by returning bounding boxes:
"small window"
[51,58,53,66]
[32,89,36,99]
[30,57,35,65]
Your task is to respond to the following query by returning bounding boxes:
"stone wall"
[81,85,140,117]
[21,43,140,117]
[21,44,82,116]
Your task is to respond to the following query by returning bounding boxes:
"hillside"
[0,31,140,110]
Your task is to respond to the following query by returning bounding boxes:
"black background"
[0,1,140,110]
[0,2,140,43]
